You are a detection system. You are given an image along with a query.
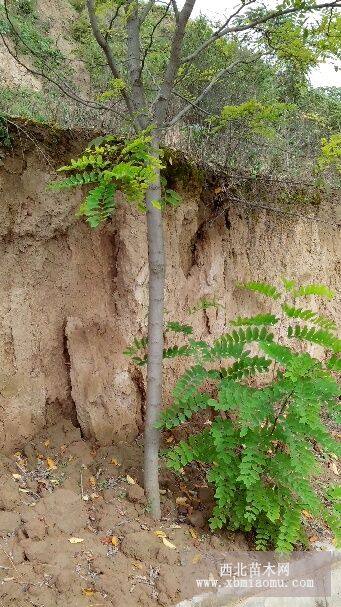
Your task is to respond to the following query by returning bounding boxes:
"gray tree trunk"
[144,133,165,519]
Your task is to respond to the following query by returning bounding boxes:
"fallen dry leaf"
[68,537,84,544]
[90,492,100,499]
[189,528,198,539]
[60,444,67,454]
[46,458,57,470]
[165,436,174,443]
[162,537,176,550]
[82,588,95,597]
[132,561,143,570]
[176,497,187,506]
[309,535,319,543]
[154,530,167,538]
[89,476,96,487]
[302,510,313,520]
[100,536,113,545]
[330,462,339,475]
[111,458,120,466]
[111,536,119,547]
[18,488,30,494]
[12,473,22,480]
[192,553,202,564]
[44,440,50,448]
[126,475,136,485]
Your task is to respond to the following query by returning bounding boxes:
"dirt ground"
[0,420,337,607]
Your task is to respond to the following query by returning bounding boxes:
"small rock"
[0,511,21,536]
[188,510,205,529]
[126,484,146,505]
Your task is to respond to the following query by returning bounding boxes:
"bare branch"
[125,1,148,127]
[139,1,171,80]
[105,2,123,41]
[0,33,126,116]
[139,0,156,25]
[86,0,122,79]
[182,1,341,64]
[168,53,263,127]
[171,0,179,22]
[86,0,138,126]
[153,0,196,125]
[171,90,211,116]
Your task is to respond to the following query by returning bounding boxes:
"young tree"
[1,0,340,518]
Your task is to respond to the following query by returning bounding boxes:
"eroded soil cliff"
[0,121,340,451]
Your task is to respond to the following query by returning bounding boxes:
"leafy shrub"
[128,280,340,551]
[50,133,181,227]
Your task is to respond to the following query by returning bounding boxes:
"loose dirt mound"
[0,420,251,607]
[0,420,336,607]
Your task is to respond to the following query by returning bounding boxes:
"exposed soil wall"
[0,122,340,452]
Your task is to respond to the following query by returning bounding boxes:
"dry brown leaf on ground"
[126,475,136,484]
[68,537,84,544]
[329,462,339,475]
[82,588,95,596]
[111,458,120,466]
[154,530,167,538]
[46,458,57,470]
[100,536,113,545]
[162,537,177,550]
[176,497,187,506]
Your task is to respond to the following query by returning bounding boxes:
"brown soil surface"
[0,420,337,607]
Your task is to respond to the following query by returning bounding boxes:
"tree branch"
[105,2,123,41]
[168,53,263,127]
[181,1,341,64]
[153,0,196,125]
[171,0,179,23]
[125,0,149,127]
[139,0,156,25]
[171,90,211,117]
[0,33,127,117]
[86,0,138,126]
[139,1,171,81]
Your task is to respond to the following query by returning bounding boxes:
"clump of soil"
[0,420,335,606]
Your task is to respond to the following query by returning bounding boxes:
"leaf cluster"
[50,133,181,226]
[128,280,340,552]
